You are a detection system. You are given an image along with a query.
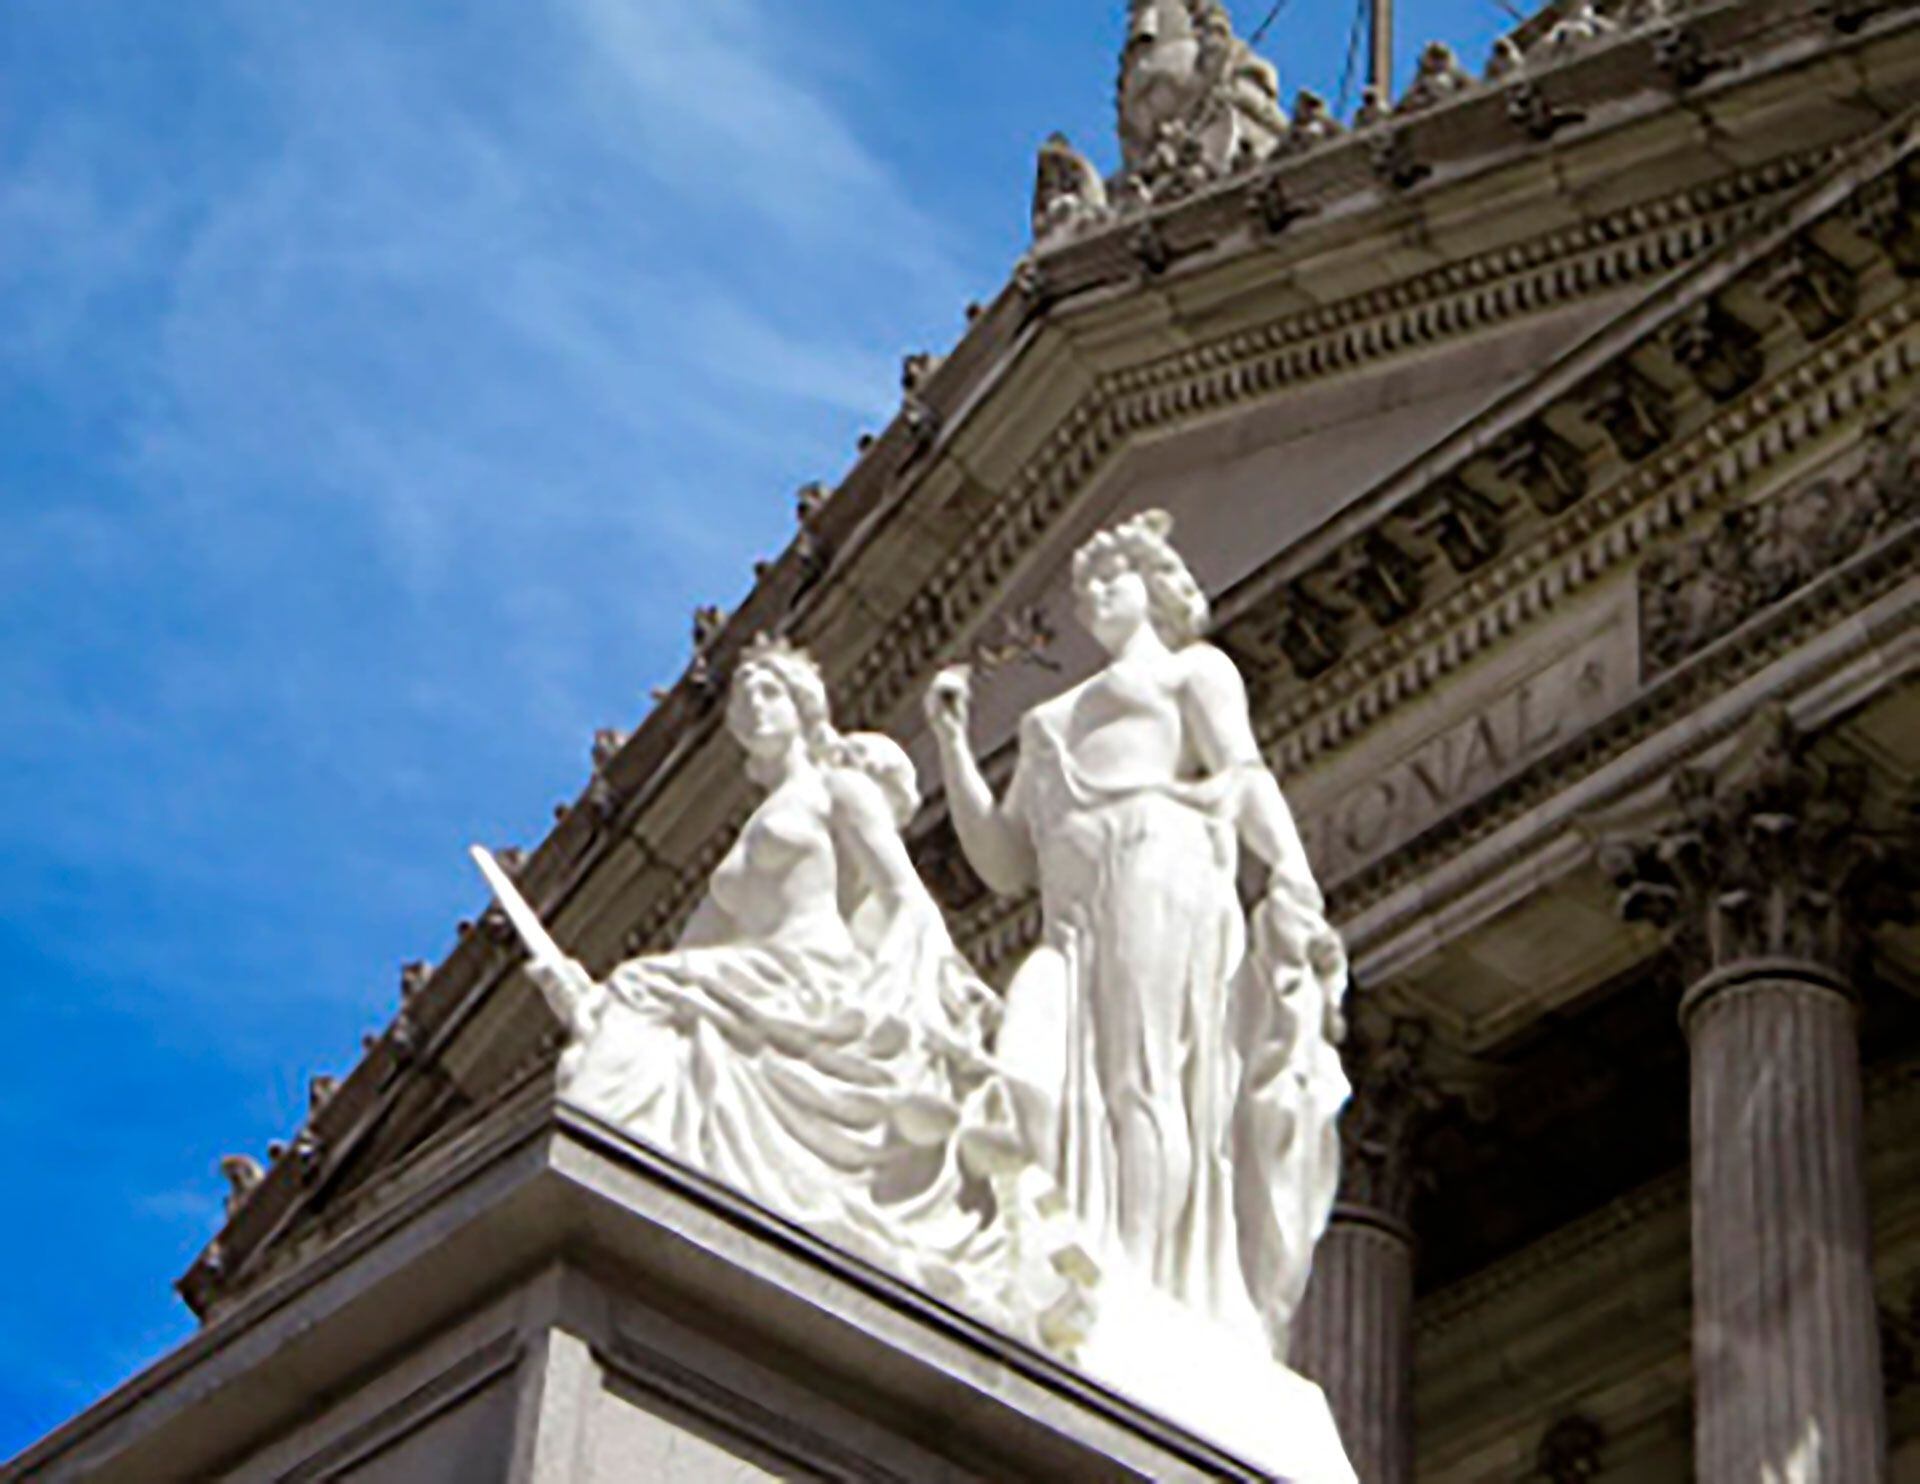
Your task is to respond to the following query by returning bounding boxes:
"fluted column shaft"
[1686,962,1884,1483]
[1294,1208,1414,1484]
[1290,1017,1443,1484]
[1600,707,1912,1484]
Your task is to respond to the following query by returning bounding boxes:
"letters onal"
[1296,623,1632,886]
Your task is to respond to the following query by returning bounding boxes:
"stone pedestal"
[1685,963,1883,1483]
[6,1094,1309,1483]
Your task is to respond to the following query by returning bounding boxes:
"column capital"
[1598,705,1918,993]
[1335,1013,1486,1231]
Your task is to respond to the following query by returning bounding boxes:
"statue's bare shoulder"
[1171,640,1249,703]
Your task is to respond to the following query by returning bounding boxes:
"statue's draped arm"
[825,767,926,917]
[1180,643,1323,912]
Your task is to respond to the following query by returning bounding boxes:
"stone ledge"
[9,1094,1275,1483]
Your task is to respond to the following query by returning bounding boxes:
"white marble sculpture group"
[479,511,1356,1479]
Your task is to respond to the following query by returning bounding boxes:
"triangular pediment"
[181,2,1920,1321]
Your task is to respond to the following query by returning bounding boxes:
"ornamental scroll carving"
[1333,1013,1491,1227]
[1598,705,1920,984]
[1335,1017,1447,1225]
[1639,406,1920,673]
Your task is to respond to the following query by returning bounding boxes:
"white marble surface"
[927,509,1354,1479]
[477,516,1355,1479]
[490,636,1089,1352]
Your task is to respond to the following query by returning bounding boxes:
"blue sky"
[0,0,1508,1455]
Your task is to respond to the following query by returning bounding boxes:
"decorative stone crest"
[1486,37,1527,81]
[590,729,628,772]
[1285,90,1343,152]
[1506,80,1583,141]
[1540,1,1618,56]
[1397,42,1474,115]
[1032,133,1112,248]
[1369,130,1432,191]
[1652,24,1725,90]
[1130,221,1172,276]
[219,1155,264,1216]
[1639,406,1920,670]
[686,603,728,698]
[1597,706,1919,987]
[795,480,830,523]
[1247,173,1317,236]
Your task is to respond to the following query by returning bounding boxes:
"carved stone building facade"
[12,0,1920,1479]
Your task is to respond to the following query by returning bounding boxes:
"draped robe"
[1002,703,1350,1358]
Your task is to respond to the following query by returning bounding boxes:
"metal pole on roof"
[1370,0,1393,101]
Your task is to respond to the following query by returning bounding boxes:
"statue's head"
[1071,509,1209,652]
[727,635,919,826]
[728,635,830,761]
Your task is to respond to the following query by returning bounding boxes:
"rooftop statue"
[477,636,1091,1349]
[1032,132,1113,249]
[1027,2,1290,244]
[926,510,1355,1476]
[475,526,1356,1477]
[1118,0,1289,196]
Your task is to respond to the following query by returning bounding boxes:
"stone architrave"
[1600,706,1918,1483]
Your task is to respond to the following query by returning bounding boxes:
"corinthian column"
[1292,1017,1444,1484]
[1602,706,1914,1484]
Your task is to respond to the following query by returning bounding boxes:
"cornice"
[1326,282,1914,747]
[1253,308,1912,777]
[1218,125,1919,767]
[1102,153,1827,404]
[1334,460,1918,923]
[838,151,1830,730]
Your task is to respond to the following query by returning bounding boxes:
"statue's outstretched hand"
[925,664,973,747]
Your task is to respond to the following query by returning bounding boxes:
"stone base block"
[7,1093,1333,1481]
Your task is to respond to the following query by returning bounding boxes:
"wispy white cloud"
[566,0,968,290]
[0,0,984,1001]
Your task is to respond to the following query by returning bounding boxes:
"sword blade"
[469,845,570,973]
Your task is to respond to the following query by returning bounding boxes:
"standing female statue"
[503,635,1082,1341]
[925,509,1350,1363]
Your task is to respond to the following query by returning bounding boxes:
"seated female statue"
[518,635,1082,1339]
